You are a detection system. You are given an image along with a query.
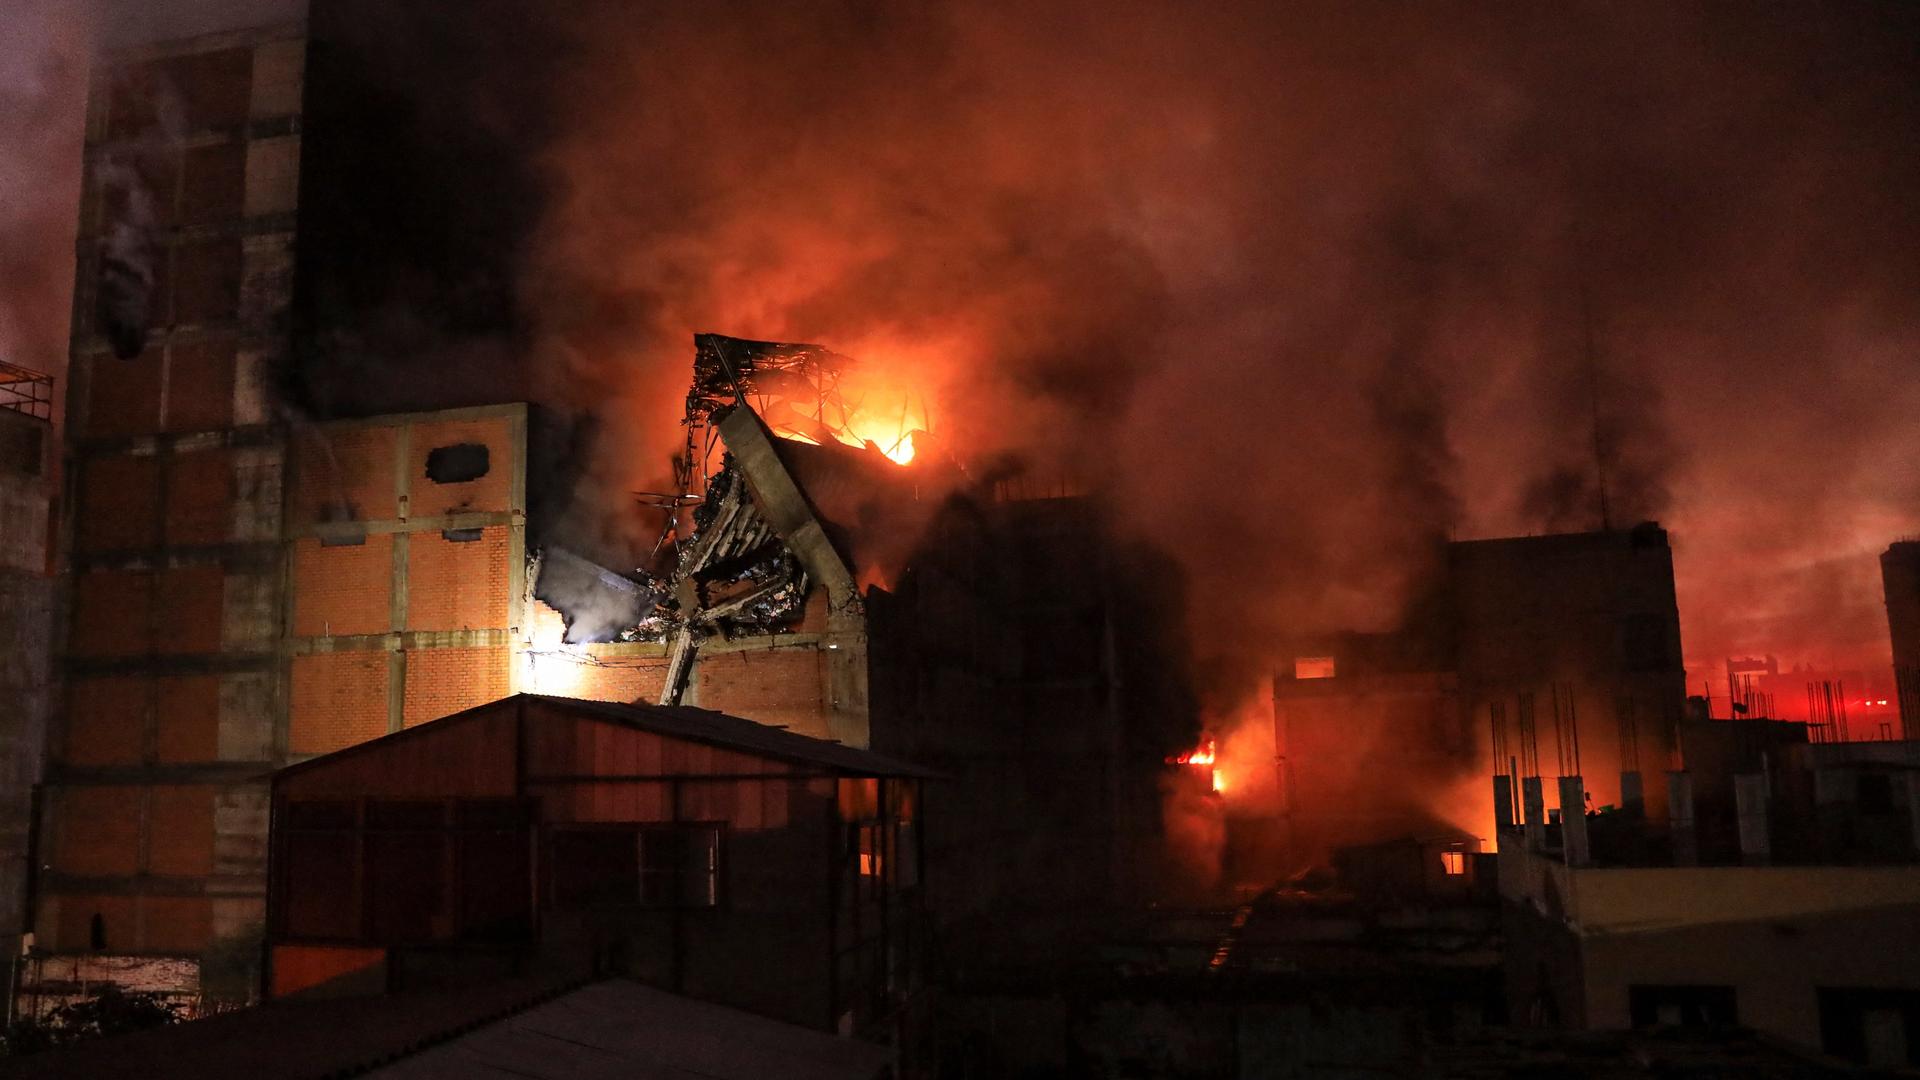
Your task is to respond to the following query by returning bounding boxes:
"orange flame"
[1168,737,1223,794]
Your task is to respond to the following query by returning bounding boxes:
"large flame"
[762,362,932,466]
[1169,737,1223,794]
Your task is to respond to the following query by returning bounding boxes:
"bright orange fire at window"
[1168,738,1223,794]
[1440,850,1466,876]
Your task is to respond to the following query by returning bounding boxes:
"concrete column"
[1494,775,1515,831]
[1522,777,1546,853]
[1735,773,1771,865]
[1666,771,1697,866]
[1619,771,1644,816]
[1558,776,1590,866]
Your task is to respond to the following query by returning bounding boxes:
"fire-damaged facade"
[527,334,1195,953]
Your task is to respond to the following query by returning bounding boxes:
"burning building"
[1273,524,1688,865]
[33,11,1199,1011]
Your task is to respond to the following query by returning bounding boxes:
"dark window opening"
[1857,773,1896,814]
[320,531,367,548]
[441,527,484,543]
[550,824,721,910]
[1821,988,1920,1067]
[425,443,489,484]
[1629,984,1737,1029]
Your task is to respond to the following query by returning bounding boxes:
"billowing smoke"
[12,2,1920,846]
[508,1,1920,688]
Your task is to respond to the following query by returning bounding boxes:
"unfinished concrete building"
[1275,524,1688,863]
[1498,720,1920,1065]
[0,366,55,954]
[41,12,555,1006]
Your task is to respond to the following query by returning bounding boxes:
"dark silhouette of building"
[1883,541,1920,741]
[267,693,932,1044]
[1275,524,1688,864]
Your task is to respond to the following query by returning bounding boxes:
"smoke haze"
[12,0,1920,698]
[522,1,1920,696]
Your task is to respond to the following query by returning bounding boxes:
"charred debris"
[532,334,945,697]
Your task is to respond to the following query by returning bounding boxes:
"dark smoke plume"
[512,1,1920,688]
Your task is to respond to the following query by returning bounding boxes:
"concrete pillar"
[1558,776,1590,866]
[1667,771,1697,866]
[1522,777,1546,853]
[1735,773,1771,865]
[1619,770,1644,816]
[1494,775,1515,831]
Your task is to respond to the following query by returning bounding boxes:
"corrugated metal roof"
[365,980,891,1080]
[525,695,938,778]
[270,694,937,783]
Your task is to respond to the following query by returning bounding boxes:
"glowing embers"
[1169,737,1224,795]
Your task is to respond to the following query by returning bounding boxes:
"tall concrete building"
[0,367,55,954]
[1883,540,1920,741]
[40,15,556,1006]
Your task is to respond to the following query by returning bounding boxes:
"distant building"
[1275,524,1688,863]
[266,693,933,1045]
[1498,716,1920,1067]
[1883,541,1920,741]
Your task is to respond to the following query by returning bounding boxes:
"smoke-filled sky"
[7,0,1920,701]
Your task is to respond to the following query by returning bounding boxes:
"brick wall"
[63,676,146,766]
[165,448,232,546]
[403,646,510,727]
[69,570,155,658]
[155,676,221,763]
[406,526,508,631]
[76,454,160,552]
[156,565,225,654]
[54,787,142,877]
[290,426,397,526]
[289,651,390,755]
[146,786,215,877]
[409,417,513,517]
[82,348,163,437]
[63,675,222,766]
[694,649,831,739]
[577,650,670,703]
[52,895,211,956]
[291,535,393,637]
[165,338,238,432]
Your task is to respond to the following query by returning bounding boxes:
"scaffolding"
[0,361,53,420]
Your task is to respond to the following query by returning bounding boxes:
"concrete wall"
[41,23,307,1005]
[1452,526,1689,818]
[1501,842,1920,1052]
